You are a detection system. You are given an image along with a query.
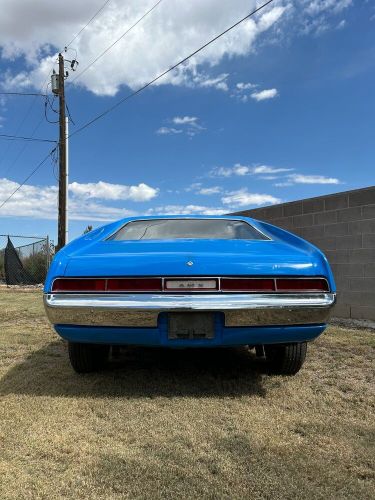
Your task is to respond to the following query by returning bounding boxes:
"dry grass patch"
[0,291,374,499]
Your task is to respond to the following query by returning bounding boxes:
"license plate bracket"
[167,312,215,340]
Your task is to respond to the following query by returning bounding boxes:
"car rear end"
[44,216,336,374]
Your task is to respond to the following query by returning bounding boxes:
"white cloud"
[172,116,198,125]
[0,178,158,220]
[210,167,232,177]
[288,174,340,184]
[274,181,293,187]
[233,164,250,176]
[193,73,229,91]
[210,163,292,177]
[69,181,158,201]
[0,70,32,90]
[252,165,292,174]
[221,189,281,208]
[210,164,249,177]
[158,115,205,137]
[0,1,289,96]
[0,1,354,97]
[301,0,352,35]
[236,82,257,90]
[156,126,182,135]
[185,182,202,192]
[198,186,222,195]
[304,0,352,16]
[185,183,222,195]
[251,88,278,101]
[231,81,259,102]
[148,204,228,216]
[257,5,289,29]
[336,19,346,29]
[274,173,342,186]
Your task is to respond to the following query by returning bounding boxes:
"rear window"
[108,219,268,241]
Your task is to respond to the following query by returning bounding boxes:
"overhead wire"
[65,0,112,49]
[1,115,47,178]
[44,93,59,124]
[69,0,275,139]
[0,0,275,211]
[0,133,57,143]
[0,76,56,175]
[0,92,47,97]
[65,101,75,126]
[69,0,164,85]
[0,0,112,176]
[0,147,57,210]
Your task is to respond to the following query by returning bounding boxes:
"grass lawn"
[0,290,374,499]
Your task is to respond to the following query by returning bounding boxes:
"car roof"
[118,214,255,222]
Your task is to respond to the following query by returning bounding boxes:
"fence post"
[46,235,50,269]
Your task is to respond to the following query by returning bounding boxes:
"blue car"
[44,216,336,375]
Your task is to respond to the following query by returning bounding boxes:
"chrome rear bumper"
[43,292,336,328]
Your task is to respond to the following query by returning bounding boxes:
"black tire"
[68,342,110,373]
[264,342,307,375]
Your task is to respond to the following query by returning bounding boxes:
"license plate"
[168,312,215,340]
[165,279,217,290]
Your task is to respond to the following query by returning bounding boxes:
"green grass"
[0,290,374,499]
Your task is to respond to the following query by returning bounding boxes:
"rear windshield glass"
[108,219,268,241]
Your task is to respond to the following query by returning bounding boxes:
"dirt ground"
[0,290,374,499]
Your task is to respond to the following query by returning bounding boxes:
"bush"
[22,252,47,284]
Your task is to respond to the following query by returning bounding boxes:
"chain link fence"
[0,235,54,285]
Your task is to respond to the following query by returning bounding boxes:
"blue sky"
[0,0,374,241]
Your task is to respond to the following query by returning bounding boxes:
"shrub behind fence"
[0,235,54,285]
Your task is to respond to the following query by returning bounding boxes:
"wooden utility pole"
[57,53,67,250]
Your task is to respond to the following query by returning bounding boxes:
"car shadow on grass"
[0,341,269,398]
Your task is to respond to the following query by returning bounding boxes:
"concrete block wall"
[232,186,375,321]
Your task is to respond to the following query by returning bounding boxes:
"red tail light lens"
[107,278,162,292]
[51,277,329,293]
[52,278,163,292]
[52,278,106,292]
[221,278,275,292]
[276,278,329,292]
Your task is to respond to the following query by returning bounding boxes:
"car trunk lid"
[63,239,320,277]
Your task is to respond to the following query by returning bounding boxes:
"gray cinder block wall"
[232,186,375,321]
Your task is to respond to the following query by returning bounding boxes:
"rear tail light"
[52,278,162,292]
[276,278,329,292]
[51,277,329,293]
[107,278,162,292]
[221,278,275,292]
[52,278,106,292]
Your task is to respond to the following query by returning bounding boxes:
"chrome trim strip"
[44,292,336,328]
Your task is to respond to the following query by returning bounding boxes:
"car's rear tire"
[264,342,307,375]
[68,342,110,373]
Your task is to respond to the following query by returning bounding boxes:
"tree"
[83,225,93,234]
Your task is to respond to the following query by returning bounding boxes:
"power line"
[0,92,47,97]
[0,133,57,143]
[0,148,56,211]
[1,115,46,178]
[65,0,112,48]
[65,101,75,125]
[44,94,59,124]
[70,0,275,139]
[70,0,164,85]
[0,83,55,175]
[0,1,112,174]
